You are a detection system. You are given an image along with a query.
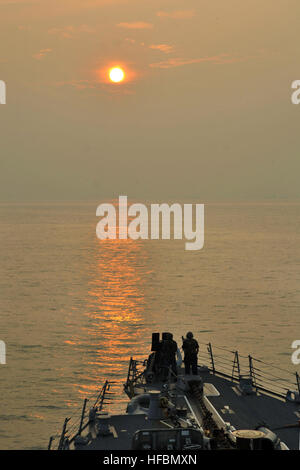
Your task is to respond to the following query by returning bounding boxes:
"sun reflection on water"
[74,235,153,411]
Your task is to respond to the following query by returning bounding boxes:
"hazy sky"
[0,0,299,201]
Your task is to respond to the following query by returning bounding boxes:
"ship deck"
[197,369,300,450]
[126,366,300,450]
[82,414,150,450]
[75,367,300,450]
[77,412,200,450]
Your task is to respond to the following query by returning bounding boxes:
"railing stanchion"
[58,417,70,450]
[48,436,54,450]
[232,351,240,381]
[208,343,215,374]
[248,355,256,387]
[78,398,88,435]
[126,357,132,386]
[296,372,300,396]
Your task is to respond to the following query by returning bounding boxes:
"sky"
[0,0,299,201]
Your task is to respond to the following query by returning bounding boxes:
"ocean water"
[0,201,300,449]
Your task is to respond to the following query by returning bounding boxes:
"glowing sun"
[109,67,125,83]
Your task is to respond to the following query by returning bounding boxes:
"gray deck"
[82,414,149,450]
[77,412,197,450]
[199,371,300,450]
[74,367,300,450]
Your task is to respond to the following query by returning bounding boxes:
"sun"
[109,67,125,83]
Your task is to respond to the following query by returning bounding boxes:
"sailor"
[161,333,178,380]
[182,332,199,375]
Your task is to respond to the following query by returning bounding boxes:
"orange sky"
[0,0,299,201]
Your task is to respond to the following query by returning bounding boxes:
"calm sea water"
[0,201,300,449]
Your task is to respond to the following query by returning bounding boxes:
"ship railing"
[125,357,147,391]
[199,342,300,400]
[48,380,116,450]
